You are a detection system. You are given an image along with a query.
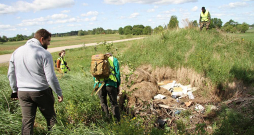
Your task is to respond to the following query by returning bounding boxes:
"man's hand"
[58,95,63,102]
[11,93,18,100]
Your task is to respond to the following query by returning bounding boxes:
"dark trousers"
[18,88,56,135]
[98,85,120,121]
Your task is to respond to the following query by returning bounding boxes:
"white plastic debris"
[154,94,166,99]
[195,104,205,113]
[187,91,195,99]
[160,80,176,90]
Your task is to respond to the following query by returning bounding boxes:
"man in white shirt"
[8,29,63,135]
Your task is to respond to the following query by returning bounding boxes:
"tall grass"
[122,29,254,86]
[0,29,253,134]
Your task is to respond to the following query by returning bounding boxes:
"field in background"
[0,30,253,134]
[246,27,254,33]
[0,34,144,55]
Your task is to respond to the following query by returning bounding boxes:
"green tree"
[105,29,113,34]
[132,25,144,35]
[78,30,84,36]
[16,34,24,41]
[95,27,105,34]
[238,22,249,33]
[118,27,124,35]
[192,20,198,27]
[168,15,179,29]
[210,18,223,29]
[143,26,152,35]
[153,25,164,34]
[222,19,238,33]
[123,25,133,35]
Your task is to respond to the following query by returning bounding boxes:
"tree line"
[1,15,253,44]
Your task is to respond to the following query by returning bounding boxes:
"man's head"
[201,7,206,13]
[59,50,66,57]
[34,29,51,50]
[105,52,112,57]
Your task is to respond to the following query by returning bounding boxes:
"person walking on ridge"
[8,29,63,135]
[199,7,211,30]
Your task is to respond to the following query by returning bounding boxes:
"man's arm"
[7,55,18,93]
[44,53,63,100]
[114,57,121,87]
[208,12,211,23]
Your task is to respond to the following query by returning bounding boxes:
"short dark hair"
[59,50,65,56]
[34,29,51,41]
[202,7,205,10]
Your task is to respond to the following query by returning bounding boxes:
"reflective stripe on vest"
[58,57,67,73]
[201,10,209,22]
[108,56,117,82]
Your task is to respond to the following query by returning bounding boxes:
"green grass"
[0,29,254,134]
[0,34,144,55]
[246,27,254,33]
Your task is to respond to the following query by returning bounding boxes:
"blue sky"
[0,0,253,37]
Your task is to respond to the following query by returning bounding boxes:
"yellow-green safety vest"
[58,57,68,73]
[201,10,209,22]
[108,56,117,82]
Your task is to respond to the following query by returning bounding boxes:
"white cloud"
[129,12,139,18]
[148,19,152,22]
[164,8,176,14]
[147,9,155,12]
[220,2,248,8]
[104,0,197,5]
[81,11,99,16]
[17,17,21,19]
[80,17,97,22]
[192,6,198,11]
[83,3,88,6]
[119,16,126,19]
[51,14,69,19]
[0,0,74,14]
[18,17,48,26]
[0,24,12,29]
[61,10,70,13]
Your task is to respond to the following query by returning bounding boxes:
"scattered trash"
[184,101,193,107]
[175,110,181,115]
[187,91,195,99]
[195,104,205,113]
[156,119,167,128]
[176,98,180,103]
[159,80,197,100]
[154,94,166,99]
[160,80,176,90]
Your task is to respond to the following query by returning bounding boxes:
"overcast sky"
[0,0,253,37]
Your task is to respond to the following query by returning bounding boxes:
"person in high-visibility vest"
[199,7,211,30]
[93,52,121,122]
[56,50,70,73]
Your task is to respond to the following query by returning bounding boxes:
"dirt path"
[0,37,144,64]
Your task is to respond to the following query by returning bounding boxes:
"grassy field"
[0,29,253,134]
[246,27,254,33]
[0,34,144,55]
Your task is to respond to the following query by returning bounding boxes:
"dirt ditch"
[118,65,254,133]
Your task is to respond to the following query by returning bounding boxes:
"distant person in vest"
[56,50,70,73]
[199,7,211,30]
[8,29,63,135]
[93,52,121,122]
